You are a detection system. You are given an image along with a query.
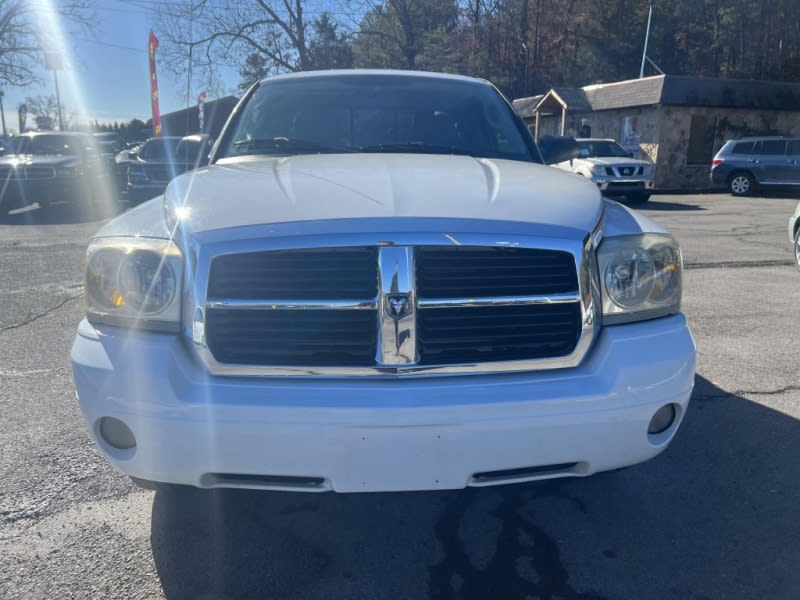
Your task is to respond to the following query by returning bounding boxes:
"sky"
[2,0,240,131]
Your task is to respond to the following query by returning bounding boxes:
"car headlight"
[597,234,682,325]
[85,237,183,331]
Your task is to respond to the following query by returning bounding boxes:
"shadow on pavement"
[638,200,707,212]
[150,375,800,599]
[0,199,127,225]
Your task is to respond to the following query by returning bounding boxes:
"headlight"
[597,234,682,325]
[85,237,183,331]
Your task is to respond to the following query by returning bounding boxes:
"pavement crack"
[0,294,81,335]
[694,385,800,401]
[684,259,793,269]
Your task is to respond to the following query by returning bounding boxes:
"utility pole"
[0,89,6,137]
[44,52,64,130]
[534,0,541,64]
[53,70,64,130]
[640,3,653,78]
[186,6,193,135]
[522,43,529,97]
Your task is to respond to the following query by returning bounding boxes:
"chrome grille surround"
[189,225,602,378]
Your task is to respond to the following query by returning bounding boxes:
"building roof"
[513,75,800,118]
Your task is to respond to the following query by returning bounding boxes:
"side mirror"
[539,135,581,165]
[628,151,636,158]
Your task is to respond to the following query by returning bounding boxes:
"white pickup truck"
[70,70,695,493]
[553,138,655,203]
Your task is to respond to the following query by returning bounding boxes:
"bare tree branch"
[0,0,92,87]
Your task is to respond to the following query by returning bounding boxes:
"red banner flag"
[148,31,162,137]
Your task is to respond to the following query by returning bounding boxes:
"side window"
[759,140,787,155]
[788,140,800,155]
[731,141,755,155]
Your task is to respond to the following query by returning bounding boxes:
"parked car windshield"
[176,137,209,164]
[220,75,539,163]
[577,140,630,158]
[138,137,182,161]
[15,134,90,156]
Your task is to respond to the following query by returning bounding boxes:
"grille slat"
[208,247,378,301]
[206,309,377,366]
[417,304,582,364]
[417,247,577,299]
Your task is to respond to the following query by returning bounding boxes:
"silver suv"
[711,137,800,196]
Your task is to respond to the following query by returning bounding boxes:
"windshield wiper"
[232,136,354,154]
[358,142,471,156]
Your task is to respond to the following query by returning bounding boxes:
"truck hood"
[163,154,603,236]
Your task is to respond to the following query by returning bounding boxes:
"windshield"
[176,138,205,163]
[219,75,538,163]
[15,135,89,156]
[577,140,630,158]
[138,138,182,161]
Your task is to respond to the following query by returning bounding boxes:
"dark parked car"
[0,131,111,212]
[127,134,212,201]
[92,132,127,156]
[0,136,17,156]
[710,137,800,196]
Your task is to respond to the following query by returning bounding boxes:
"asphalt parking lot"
[1,192,798,600]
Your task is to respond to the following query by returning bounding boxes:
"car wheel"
[794,226,800,270]
[729,172,755,196]
[627,192,651,204]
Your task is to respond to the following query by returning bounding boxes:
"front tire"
[729,172,755,196]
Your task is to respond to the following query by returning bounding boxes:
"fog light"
[648,404,676,435]
[98,417,136,450]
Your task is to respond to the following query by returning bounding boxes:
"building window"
[687,115,716,165]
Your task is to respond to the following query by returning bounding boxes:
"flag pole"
[640,3,653,79]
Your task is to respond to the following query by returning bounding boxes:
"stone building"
[513,75,800,189]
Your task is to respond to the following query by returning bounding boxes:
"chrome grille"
[206,248,379,367]
[23,166,56,179]
[197,237,595,377]
[0,166,22,180]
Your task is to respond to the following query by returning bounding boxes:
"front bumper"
[71,314,696,493]
[590,176,654,194]
[0,176,86,207]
